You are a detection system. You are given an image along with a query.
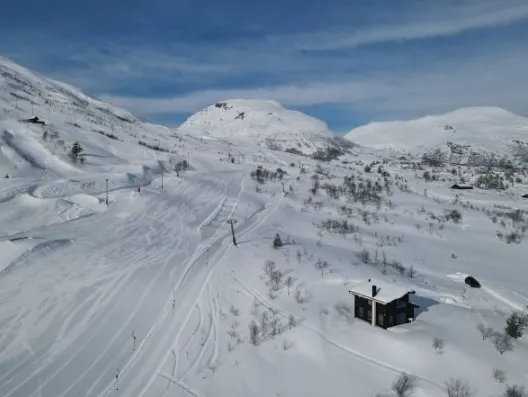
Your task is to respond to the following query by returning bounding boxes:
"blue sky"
[1,0,527,133]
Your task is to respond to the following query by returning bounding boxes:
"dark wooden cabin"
[23,116,46,125]
[522,194,528,199]
[451,184,473,190]
[348,279,417,329]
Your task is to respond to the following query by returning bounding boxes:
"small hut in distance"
[23,116,46,125]
[451,183,473,190]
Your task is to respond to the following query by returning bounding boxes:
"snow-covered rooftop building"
[348,279,417,329]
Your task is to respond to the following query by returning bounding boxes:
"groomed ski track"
[0,169,264,397]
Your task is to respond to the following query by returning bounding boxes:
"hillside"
[177,99,355,158]
[345,107,528,166]
[0,55,177,181]
[1,57,528,397]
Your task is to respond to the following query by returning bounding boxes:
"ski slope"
[1,56,528,397]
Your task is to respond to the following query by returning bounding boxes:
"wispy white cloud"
[100,43,528,125]
[35,1,528,90]
[5,0,528,128]
[291,0,528,51]
[99,80,393,114]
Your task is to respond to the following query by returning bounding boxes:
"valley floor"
[1,137,528,397]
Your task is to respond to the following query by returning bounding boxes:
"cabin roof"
[348,278,410,304]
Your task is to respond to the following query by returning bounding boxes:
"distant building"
[451,184,473,190]
[23,116,46,125]
[348,279,418,329]
[522,194,528,199]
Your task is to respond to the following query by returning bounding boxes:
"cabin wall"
[385,293,414,326]
[354,295,377,324]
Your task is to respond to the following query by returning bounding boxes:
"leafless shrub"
[282,339,294,351]
[477,323,494,340]
[433,336,445,353]
[285,275,296,295]
[294,283,311,304]
[445,209,463,224]
[505,231,523,244]
[270,317,283,336]
[445,378,472,397]
[269,269,285,291]
[492,368,507,384]
[249,320,260,346]
[264,260,276,276]
[227,320,240,339]
[391,373,416,397]
[250,299,261,317]
[315,258,330,277]
[493,333,514,355]
[260,311,270,336]
[503,385,526,397]
[355,249,370,264]
[229,305,239,316]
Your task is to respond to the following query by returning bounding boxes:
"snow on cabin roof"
[348,279,410,304]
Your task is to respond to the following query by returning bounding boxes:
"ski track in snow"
[180,290,215,382]
[119,187,286,397]
[1,172,232,397]
[481,286,526,312]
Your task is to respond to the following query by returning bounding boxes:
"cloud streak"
[2,0,527,129]
[100,42,528,125]
[292,0,528,51]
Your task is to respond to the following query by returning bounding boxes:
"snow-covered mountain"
[177,99,354,157]
[345,107,528,166]
[2,56,528,397]
[0,55,176,180]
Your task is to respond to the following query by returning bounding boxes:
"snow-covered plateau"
[1,56,527,397]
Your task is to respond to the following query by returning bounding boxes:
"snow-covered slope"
[1,57,528,397]
[177,99,340,155]
[345,107,528,165]
[0,55,176,180]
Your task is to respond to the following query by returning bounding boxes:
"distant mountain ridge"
[176,99,357,159]
[345,107,528,166]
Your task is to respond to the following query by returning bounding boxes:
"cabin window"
[378,314,384,326]
[367,300,372,306]
[367,310,372,321]
[396,312,406,324]
[359,307,364,317]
